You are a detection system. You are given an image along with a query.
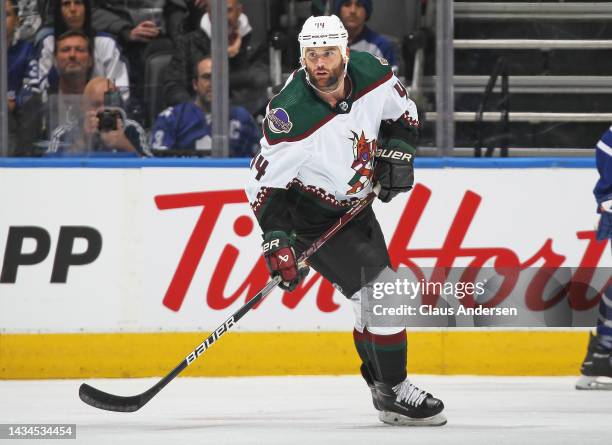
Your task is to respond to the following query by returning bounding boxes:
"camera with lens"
[97,88,123,132]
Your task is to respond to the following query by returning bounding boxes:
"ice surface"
[0,375,610,445]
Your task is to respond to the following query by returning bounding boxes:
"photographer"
[48,76,149,155]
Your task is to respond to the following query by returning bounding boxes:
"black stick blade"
[79,383,145,412]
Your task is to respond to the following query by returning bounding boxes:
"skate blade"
[379,411,447,426]
[575,375,612,390]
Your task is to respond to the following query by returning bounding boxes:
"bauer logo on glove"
[374,118,418,203]
[374,138,416,203]
[376,148,413,162]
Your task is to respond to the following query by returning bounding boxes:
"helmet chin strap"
[304,60,349,96]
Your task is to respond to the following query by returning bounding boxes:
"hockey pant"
[292,204,407,386]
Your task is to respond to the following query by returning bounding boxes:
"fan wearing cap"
[245,15,446,426]
[334,0,398,73]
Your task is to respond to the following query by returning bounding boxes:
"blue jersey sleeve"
[594,126,612,240]
[594,126,612,205]
[124,120,150,156]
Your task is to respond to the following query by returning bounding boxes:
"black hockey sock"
[353,328,407,386]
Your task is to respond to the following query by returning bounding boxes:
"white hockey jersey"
[246,51,418,228]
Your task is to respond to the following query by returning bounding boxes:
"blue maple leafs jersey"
[594,125,612,240]
[150,102,260,157]
[594,125,612,205]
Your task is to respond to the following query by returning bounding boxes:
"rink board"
[0,331,589,379]
[0,161,609,378]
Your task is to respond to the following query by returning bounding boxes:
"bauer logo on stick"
[267,108,293,134]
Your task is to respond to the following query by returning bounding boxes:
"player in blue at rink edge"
[576,124,612,390]
[246,15,446,426]
[150,56,260,156]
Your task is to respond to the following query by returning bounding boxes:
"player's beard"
[307,62,345,92]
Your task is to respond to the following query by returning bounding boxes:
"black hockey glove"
[262,231,310,291]
[374,137,416,203]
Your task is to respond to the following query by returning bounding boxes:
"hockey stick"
[79,185,380,412]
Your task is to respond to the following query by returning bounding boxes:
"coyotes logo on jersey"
[347,130,376,195]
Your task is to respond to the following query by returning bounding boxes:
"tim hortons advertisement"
[0,167,609,333]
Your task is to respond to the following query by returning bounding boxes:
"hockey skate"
[576,333,612,390]
[373,379,447,426]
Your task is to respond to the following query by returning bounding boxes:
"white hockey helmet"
[298,15,349,65]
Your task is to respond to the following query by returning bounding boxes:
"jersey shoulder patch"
[263,70,335,145]
[348,51,393,100]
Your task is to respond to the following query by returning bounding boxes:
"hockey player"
[245,15,446,426]
[576,124,612,390]
[150,56,260,156]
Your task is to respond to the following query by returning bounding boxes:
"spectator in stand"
[163,0,269,114]
[92,0,187,45]
[14,30,95,153]
[334,0,398,73]
[151,56,259,156]
[19,30,97,152]
[48,76,148,154]
[6,0,37,153]
[49,30,94,96]
[32,0,130,100]
[92,0,187,100]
